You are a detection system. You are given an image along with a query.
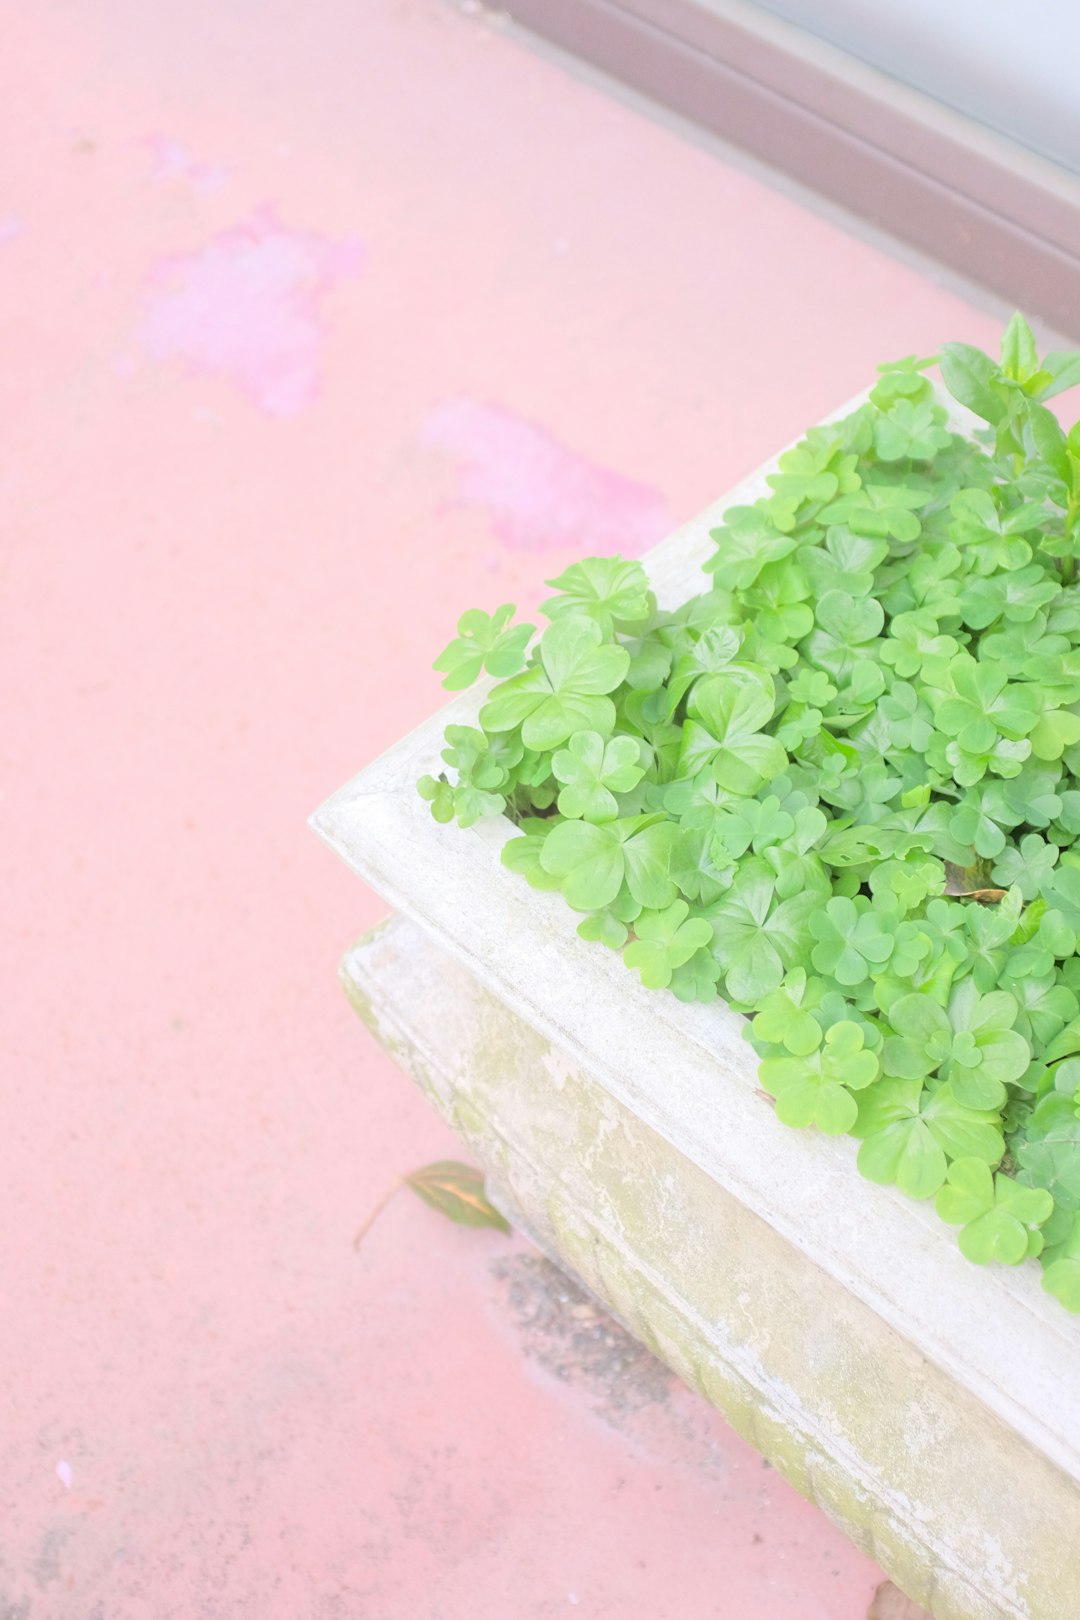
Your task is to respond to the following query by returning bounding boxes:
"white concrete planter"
[312,391,1080,1620]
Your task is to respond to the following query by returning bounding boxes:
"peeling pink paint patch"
[423,399,672,554]
[138,212,363,415]
[144,134,229,190]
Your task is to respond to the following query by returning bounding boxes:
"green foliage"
[419,314,1080,1315]
[433,605,535,689]
[551,730,644,822]
[760,1020,878,1134]
[624,900,713,989]
[934,1157,1053,1263]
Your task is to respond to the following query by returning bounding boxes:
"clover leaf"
[500,831,563,892]
[624,900,713,989]
[552,730,644,822]
[706,507,796,588]
[802,529,889,598]
[760,1021,879,1134]
[808,895,893,987]
[682,669,786,795]
[1043,864,1080,930]
[671,822,737,905]
[854,1080,949,1199]
[935,1158,1053,1264]
[706,867,817,1006]
[991,833,1059,899]
[748,968,824,1056]
[669,948,724,1003]
[1031,707,1080,761]
[960,565,1059,630]
[1016,1101,1080,1212]
[1003,972,1078,1049]
[577,909,630,950]
[433,604,535,689]
[480,615,630,751]
[855,1078,1003,1199]
[1042,1214,1080,1312]
[537,820,624,911]
[880,612,960,680]
[874,397,952,463]
[932,659,1040,753]
[543,557,653,634]
[882,983,1029,1109]
[820,483,926,542]
[948,797,1007,860]
[538,815,681,913]
[710,795,794,860]
[417,772,455,823]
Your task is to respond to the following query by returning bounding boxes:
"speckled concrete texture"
[1,0,1003,1614]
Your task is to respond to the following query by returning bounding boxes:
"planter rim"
[313,382,1080,1482]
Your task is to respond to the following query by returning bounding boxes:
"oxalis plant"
[419,314,1080,1315]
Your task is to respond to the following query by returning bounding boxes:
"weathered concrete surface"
[343,916,1080,1620]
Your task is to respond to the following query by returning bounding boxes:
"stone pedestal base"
[341,913,1080,1620]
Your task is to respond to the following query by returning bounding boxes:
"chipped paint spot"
[55,1459,73,1490]
[422,398,671,554]
[137,211,363,415]
[0,215,24,244]
[143,134,229,190]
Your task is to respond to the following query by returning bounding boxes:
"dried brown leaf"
[944,860,1003,901]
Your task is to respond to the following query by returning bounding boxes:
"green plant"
[419,315,1080,1315]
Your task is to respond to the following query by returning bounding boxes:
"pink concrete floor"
[2,2,1004,1615]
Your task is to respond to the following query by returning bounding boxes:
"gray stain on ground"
[490,1253,673,1417]
[32,1523,76,1590]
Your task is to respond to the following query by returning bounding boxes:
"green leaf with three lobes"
[623,900,713,989]
[882,984,1031,1110]
[1042,1214,1080,1311]
[749,970,823,1056]
[551,730,644,821]
[759,1021,879,1134]
[681,669,785,794]
[706,867,818,1005]
[542,557,653,634]
[538,816,679,912]
[854,1078,1004,1200]
[934,1157,1053,1265]
[433,604,535,689]
[481,615,631,751]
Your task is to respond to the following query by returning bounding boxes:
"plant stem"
[353,1177,402,1250]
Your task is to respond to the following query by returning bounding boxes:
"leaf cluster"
[419,316,1080,1315]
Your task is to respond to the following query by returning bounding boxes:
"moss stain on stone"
[339,921,1074,1620]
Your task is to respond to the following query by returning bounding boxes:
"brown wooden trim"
[500,0,1080,336]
